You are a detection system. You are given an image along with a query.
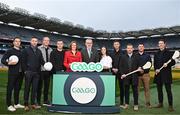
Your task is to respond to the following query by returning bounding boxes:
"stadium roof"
[0,2,180,40]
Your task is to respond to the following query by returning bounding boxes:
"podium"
[48,72,120,113]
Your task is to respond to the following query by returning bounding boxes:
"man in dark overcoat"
[120,43,142,111]
[154,39,175,112]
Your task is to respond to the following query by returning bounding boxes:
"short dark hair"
[57,40,63,43]
[127,43,133,47]
[31,36,37,40]
[158,39,166,44]
[138,43,144,46]
[113,40,121,45]
[113,40,120,44]
[13,37,21,42]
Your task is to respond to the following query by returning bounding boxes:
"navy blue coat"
[22,46,44,72]
[119,53,141,85]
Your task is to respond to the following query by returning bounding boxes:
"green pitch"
[0,70,180,114]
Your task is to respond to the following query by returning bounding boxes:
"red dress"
[63,50,82,72]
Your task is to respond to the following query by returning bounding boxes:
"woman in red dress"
[64,41,82,72]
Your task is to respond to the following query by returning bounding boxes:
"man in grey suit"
[81,38,99,63]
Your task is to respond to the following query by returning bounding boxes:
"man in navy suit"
[81,38,99,63]
[120,43,142,111]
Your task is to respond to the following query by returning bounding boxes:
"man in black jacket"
[81,38,99,63]
[120,43,142,111]
[22,37,44,111]
[50,40,65,73]
[154,39,175,112]
[1,37,24,112]
[110,41,124,107]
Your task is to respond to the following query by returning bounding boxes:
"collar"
[114,49,119,53]
[128,53,133,57]
[160,48,166,52]
[31,45,37,49]
[57,48,63,52]
[13,46,20,50]
[42,45,49,49]
[87,48,92,51]
[139,52,144,55]
[114,47,120,51]
[71,50,77,55]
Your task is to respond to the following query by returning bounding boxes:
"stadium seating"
[0,24,180,51]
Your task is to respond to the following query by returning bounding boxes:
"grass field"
[0,69,180,114]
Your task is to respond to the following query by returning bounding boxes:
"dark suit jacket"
[119,53,141,85]
[22,46,44,72]
[110,49,123,75]
[81,48,99,63]
[153,49,175,84]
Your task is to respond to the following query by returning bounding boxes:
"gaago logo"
[72,87,96,94]
[70,77,97,104]
[70,62,103,72]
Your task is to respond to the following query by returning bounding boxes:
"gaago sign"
[70,62,103,72]
[70,77,97,104]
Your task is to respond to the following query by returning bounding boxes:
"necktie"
[88,49,91,58]
[45,48,49,62]
[128,56,132,71]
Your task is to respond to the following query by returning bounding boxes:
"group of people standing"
[111,39,175,112]
[1,37,175,112]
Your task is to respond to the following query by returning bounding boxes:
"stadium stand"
[0,2,180,51]
[0,2,179,68]
[0,23,180,50]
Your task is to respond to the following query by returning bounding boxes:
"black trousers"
[124,82,138,105]
[24,71,40,106]
[6,72,23,106]
[37,71,51,104]
[116,74,125,105]
[156,83,173,106]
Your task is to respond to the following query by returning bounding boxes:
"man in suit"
[22,37,44,111]
[154,39,175,112]
[120,43,142,111]
[81,38,99,63]
[110,40,124,107]
[1,37,24,112]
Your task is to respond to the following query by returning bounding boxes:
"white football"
[9,55,19,63]
[44,62,53,71]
